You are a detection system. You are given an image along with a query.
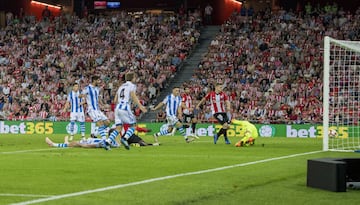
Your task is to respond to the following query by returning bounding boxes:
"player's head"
[125,72,136,82]
[215,83,223,93]
[172,86,180,96]
[91,76,101,86]
[72,82,79,91]
[184,86,191,94]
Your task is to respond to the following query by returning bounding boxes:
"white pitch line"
[11,150,324,205]
[0,194,53,198]
[0,148,55,154]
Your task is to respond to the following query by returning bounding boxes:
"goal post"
[323,36,360,152]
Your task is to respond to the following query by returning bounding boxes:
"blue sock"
[57,143,68,148]
[123,127,135,140]
[70,121,75,135]
[159,129,169,136]
[108,130,119,144]
[178,127,186,137]
[80,122,85,137]
[98,125,107,139]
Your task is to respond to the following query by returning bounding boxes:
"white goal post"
[323,36,360,152]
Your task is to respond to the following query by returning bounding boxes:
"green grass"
[0,134,359,205]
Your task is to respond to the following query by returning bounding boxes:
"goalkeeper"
[232,119,258,147]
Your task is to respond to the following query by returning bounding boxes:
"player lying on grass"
[232,119,258,147]
[46,127,156,149]
[153,123,199,144]
[108,128,157,147]
[46,135,118,148]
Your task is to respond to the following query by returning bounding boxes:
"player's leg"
[46,137,68,148]
[153,123,172,144]
[98,112,110,140]
[223,123,231,144]
[191,117,199,139]
[213,113,230,144]
[107,110,122,147]
[174,121,192,143]
[78,113,86,140]
[116,109,136,150]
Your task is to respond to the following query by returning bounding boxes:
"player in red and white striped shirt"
[196,83,231,144]
[181,86,198,138]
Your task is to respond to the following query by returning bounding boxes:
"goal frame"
[323,36,360,152]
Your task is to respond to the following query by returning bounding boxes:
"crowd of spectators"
[0,9,202,121]
[1,3,359,125]
[187,3,360,124]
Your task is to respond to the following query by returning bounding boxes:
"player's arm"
[130,91,147,113]
[114,93,118,104]
[62,101,70,112]
[98,92,106,108]
[196,97,206,109]
[225,98,232,121]
[79,100,86,106]
[225,99,231,112]
[181,97,188,110]
[177,102,183,118]
[151,102,164,111]
[80,88,88,104]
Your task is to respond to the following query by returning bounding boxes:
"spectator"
[156,110,166,122]
[41,6,51,21]
[204,3,213,25]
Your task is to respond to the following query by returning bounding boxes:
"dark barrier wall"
[2,0,360,14]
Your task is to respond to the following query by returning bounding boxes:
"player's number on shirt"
[119,88,125,99]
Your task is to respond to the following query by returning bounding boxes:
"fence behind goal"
[323,36,360,152]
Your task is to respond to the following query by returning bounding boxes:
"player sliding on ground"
[46,126,156,149]
[46,135,117,148]
[152,122,199,145]
[232,119,258,147]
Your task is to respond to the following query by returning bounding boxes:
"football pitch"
[0,134,359,205]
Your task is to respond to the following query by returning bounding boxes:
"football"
[328,129,338,138]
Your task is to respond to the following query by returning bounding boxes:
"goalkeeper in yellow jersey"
[232,119,258,147]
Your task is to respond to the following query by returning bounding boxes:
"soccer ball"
[328,129,338,138]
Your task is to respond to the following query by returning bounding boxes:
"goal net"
[323,36,360,152]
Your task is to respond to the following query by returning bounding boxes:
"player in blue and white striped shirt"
[63,82,85,141]
[82,76,111,143]
[106,72,148,150]
[45,135,119,148]
[151,87,194,143]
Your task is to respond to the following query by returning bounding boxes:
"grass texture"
[0,134,359,205]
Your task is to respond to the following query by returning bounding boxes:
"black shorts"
[127,134,143,144]
[213,112,230,125]
[183,114,195,124]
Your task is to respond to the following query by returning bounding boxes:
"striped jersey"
[80,137,119,147]
[205,91,229,114]
[181,93,193,109]
[67,90,84,113]
[116,81,137,110]
[162,94,182,117]
[83,84,100,111]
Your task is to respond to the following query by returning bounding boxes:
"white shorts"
[166,115,180,126]
[87,109,108,123]
[69,112,85,122]
[114,108,136,125]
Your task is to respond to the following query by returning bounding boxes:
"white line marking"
[0,194,53,198]
[11,150,324,205]
[1,148,55,154]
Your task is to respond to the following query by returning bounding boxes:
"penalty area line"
[0,193,54,198]
[1,148,57,154]
[11,150,324,205]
